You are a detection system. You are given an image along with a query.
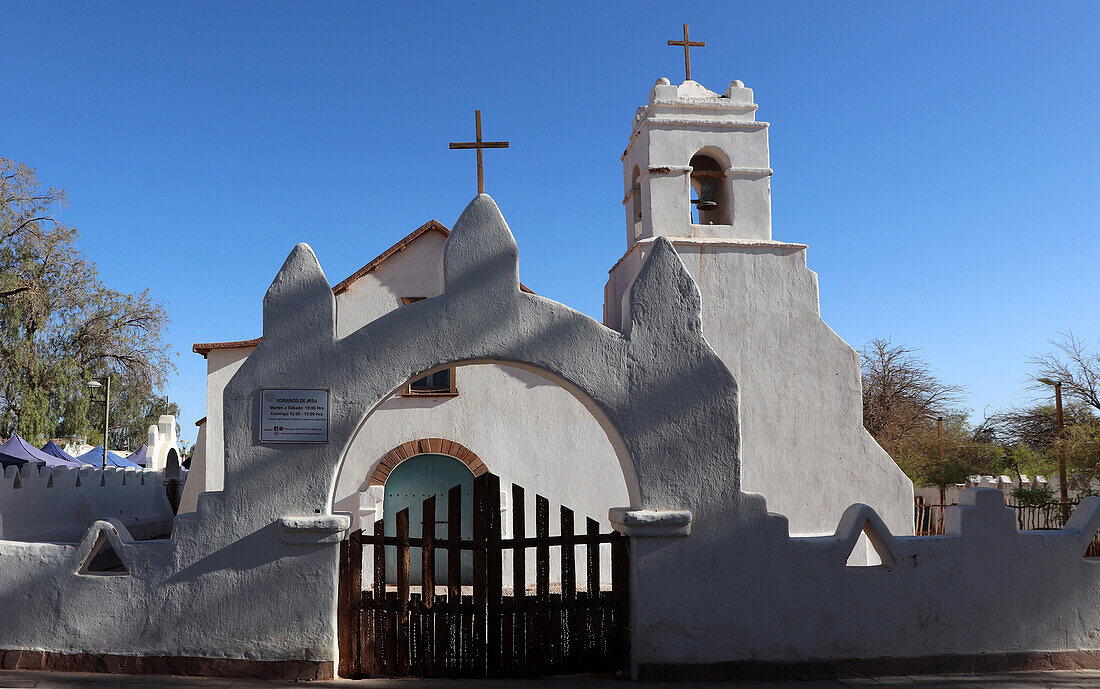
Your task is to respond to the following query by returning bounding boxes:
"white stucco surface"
[195,221,629,579]
[334,229,447,338]
[199,347,253,493]
[176,421,206,514]
[327,222,628,538]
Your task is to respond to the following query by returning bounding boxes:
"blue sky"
[2,2,1098,444]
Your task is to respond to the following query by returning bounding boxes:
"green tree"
[0,158,176,443]
[986,401,1100,493]
[894,412,1001,504]
[105,393,180,452]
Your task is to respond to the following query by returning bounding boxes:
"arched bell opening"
[630,165,643,240]
[689,151,732,226]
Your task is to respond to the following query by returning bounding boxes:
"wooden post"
[447,484,462,677]
[373,518,387,675]
[396,508,411,675]
[421,496,436,676]
[486,474,503,677]
[349,529,363,676]
[586,517,600,666]
[560,506,576,673]
[472,473,488,676]
[535,494,550,675]
[511,483,526,674]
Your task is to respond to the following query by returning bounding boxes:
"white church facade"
[6,65,1100,683]
[185,74,913,570]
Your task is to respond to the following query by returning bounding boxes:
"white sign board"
[260,389,330,443]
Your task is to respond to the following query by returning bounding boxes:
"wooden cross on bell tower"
[668,23,705,82]
[449,110,510,195]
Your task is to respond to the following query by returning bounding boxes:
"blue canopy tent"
[76,445,141,469]
[40,440,80,465]
[127,444,148,467]
[0,434,75,468]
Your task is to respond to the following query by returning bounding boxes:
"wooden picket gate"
[337,472,629,678]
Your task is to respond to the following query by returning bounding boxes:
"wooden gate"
[337,472,629,678]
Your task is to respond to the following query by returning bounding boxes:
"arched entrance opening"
[382,453,474,585]
[332,361,632,591]
[222,196,742,681]
[335,362,635,677]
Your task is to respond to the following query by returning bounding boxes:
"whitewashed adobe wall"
[0,465,175,542]
[1,194,1099,682]
[198,347,252,494]
[334,362,627,584]
[330,230,628,583]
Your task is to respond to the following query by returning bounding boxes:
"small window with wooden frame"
[400,297,458,397]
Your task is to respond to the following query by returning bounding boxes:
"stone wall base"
[0,649,333,681]
[637,650,1100,681]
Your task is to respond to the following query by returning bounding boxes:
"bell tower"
[621,77,772,246]
[607,69,915,551]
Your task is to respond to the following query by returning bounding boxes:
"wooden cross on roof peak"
[668,23,705,82]
[449,110,510,195]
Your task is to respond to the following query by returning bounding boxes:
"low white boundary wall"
[0,465,178,543]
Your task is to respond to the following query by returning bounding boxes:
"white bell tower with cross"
[605,27,915,547]
[621,25,772,246]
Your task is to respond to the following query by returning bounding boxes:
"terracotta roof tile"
[192,338,261,356]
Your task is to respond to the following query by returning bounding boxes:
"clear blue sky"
[3,2,1098,445]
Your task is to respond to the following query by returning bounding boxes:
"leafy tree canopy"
[0,158,176,448]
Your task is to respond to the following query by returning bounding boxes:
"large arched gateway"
[209,193,742,677]
[0,192,743,682]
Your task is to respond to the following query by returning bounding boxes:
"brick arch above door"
[369,438,488,486]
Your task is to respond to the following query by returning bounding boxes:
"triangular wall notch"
[79,533,130,576]
[1085,527,1100,560]
[845,519,896,569]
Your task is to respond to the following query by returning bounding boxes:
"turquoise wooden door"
[383,453,474,585]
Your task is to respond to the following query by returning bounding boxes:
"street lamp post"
[1038,377,1068,518]
[935,415,945,467]
[86,376,111,468]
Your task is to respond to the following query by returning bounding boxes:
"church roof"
[193,219,533,358]
[331,219,451,295]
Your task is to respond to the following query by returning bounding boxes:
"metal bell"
[696,180,718,211]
